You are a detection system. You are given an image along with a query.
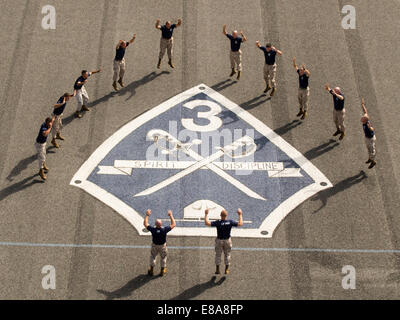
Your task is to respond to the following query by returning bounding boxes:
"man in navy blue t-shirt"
[73,68,101,118]
[205,208,243,275]
[223,25,247,80]
[35,116,54,180]
[144,209,176,276]
[293,57,311,120]
[325,83,346,140]
[360,98,377,168]
[256,41,283,96]
[155,18,182,69]
[112,34,136,91]
[50,92,74,148]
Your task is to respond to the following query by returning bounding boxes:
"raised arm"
[325,84,344,100]
[53,98,66,109]
[91,68,102,74]
[128,34,136,44]
[237,208,243,227]
[256,40,261,48]
[361,98,368,115]
[272,46,282,55]
[303,65,310,77]
[143,209,151,228]
[43,116,55,137]
[176,18,182,27]
[240,30,247,42]
[223,24,227,36]
[168,210,176,229]
[155,19,161,29]
[204,209,212,226]
[293,57,298,70]
[325,83,331,92]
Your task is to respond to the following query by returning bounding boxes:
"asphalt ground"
[0,0,400,300]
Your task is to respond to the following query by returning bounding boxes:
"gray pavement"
[0,0,400,299]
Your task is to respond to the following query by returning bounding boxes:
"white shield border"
[70,84,332,238]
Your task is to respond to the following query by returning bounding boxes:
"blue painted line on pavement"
[0,241,399,254]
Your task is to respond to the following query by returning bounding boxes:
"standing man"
[155,18,182,69]
[256,41,282,96]
[35,116,54,180]
[325,83,346,140]
[50,92,74,148]
[360,98,377,168]
[223,25,247,80]
[113,34,136,92]
[293,57,310,120]
[144,209,176,277]
[73,68,101,118]
[204,208,243,275]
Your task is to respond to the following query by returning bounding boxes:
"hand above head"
[361,98,365,105]
[167,210,173,217]
[146,209,151,216]
[237,208,242,215]
[325,83,330,91]
[133,34,136,39]
[205,208,209,215]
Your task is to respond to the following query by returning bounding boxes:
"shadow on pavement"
[0,174,43,201]
[311,170,368,214]
[6,155,37,182]
[63,71,170,126]
[211,79,236,91]
[170,276,226,300]
[240,94,270,110]
[97,274,156,300]
[304,139,340,161]
[273,119,302,137]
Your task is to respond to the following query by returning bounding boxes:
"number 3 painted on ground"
[181,100,222,132]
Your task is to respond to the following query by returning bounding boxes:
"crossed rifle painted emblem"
[97,129,303,201]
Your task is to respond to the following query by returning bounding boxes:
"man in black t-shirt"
[155,18,182,69]
[112,34,136,91]
[360,98,377,168]
[35,116,54,180]
[223,25,247,80]
[325,83,346,140]
[293,57,310,120]
[144,209,176,276]
[50,92,74,148]
[205,208,243,275]
[256,41,283,96]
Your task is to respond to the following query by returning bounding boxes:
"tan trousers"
[51,114,63,138]
[298,87,309,111]
[230,50,242,71]
[365,135,376,160]
[333,108,346,132]
[264,63,277,88]
[159,37,173,60]
[150,243,168,268]
[215,238,232,266]
[113,58,126,82]
[75,86,89,111]
[35,142,46,170]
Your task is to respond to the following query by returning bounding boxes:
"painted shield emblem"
[70,84,332,238]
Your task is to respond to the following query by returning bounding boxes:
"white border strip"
[0,241,397,254]
[70,84,332,238]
